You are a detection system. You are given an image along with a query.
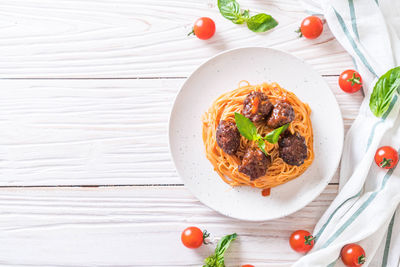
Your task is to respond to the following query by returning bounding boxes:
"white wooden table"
[0,1,363,266]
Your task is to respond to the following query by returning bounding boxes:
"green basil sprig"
[218,0,278,33]
[369,66,400,117]
[234,112,289,155]
[203,233,237,267]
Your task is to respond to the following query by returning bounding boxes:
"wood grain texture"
[0,78,362,186]
[0,0,353,78]
[0,185,337,266]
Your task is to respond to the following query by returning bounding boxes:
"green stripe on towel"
[333,8,378,77]
[327,259,338,267]
[315,190,362,241]
[382,212,396,267]
[348,0,360,40]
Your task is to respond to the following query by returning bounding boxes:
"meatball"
[267,101,295,129]
[278,132,308,166]
[242,91,273,122]
[216,120,240,155]
[238,148,271,180]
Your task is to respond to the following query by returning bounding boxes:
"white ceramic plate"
[169,47,343,221]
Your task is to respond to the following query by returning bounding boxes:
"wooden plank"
[0,185,337,266]
[0,78,362,185]
[0,0,353,78]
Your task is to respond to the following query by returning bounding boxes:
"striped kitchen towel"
[294,0,400,266]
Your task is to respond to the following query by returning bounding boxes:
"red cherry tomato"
[339,70,363,93]
[299,16,323,39]
[181,226,205,249]
[341,243,366,267]
[375,146,398,169]
[242,265,255,267]
[289,230,315,253]
[190,17,215,40]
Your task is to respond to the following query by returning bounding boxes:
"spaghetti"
[202,81,314,189]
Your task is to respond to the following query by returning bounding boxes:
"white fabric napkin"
[293,0,400,266]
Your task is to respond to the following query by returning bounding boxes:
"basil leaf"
[264,123,289,144]
[218,0,277,32]
[234,112,258,140]
[246,13,278,32]
[257,139,268,156]
[369,66,400,117]
[203,233,237,267]
[218,0,245,24]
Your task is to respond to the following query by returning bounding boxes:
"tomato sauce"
[261,188,271,197]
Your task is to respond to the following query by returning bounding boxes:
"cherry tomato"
[339,70,363,93]
[298,16,323,39]
[341,243,366,267]
[289,230,315,253]
[181,226,207,249]
[190,17,215,40]
[375,146,398,169]
[242,265,255,267]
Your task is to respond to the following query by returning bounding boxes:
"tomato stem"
[347,72,361,86]
[187,28,195,36]
[295,27,303,38]
[304,235,315,246]
[380,157,393,168]
[202,230,211,245]
[358,254,366,264]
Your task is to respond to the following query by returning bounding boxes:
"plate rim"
[168,46,344,221]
